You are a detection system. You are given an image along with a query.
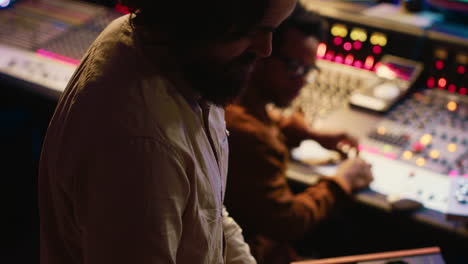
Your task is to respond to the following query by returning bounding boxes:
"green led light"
[383,144,392,152]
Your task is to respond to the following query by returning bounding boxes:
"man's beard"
[183,53,258,106]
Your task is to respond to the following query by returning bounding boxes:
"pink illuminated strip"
[316,43,327,58]
[363,145,380,154]
[449,170,459,178]
[383,152,397,159]
[464,174,468,178]
[334,54,344,64]
[353,60,363,68]
[358,144,397,160]
[36,49,80,66]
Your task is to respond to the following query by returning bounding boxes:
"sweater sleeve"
[225,113,351,242]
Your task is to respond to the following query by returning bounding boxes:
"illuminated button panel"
[364,89,468,176]
[361,150,450,213]
[361,88,468,213]
[319,23,388,71]
[426,47,467,96]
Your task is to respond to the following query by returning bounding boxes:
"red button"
[412,142,425,152]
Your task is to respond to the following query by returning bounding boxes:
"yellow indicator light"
[429,149,440,159]
[331,26,339,36]
[331,24,348,37]
[447,143,457,152]
[350,30,358,41]
[377,126,386,135]
[402,151,413,160]
[359,31,367,42]
[419,134,432,145]
[383,144,392,152]
[350,28,367,42]
[416,157,426,167]
[380,35,387,46]
[370,34,379,45]
[447,101,457,112]
[434,49,448,60]
[340,28,348,38]
[370,33,387,46]
[455,53,467,64]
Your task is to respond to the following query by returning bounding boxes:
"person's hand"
[333,157,373,193]
[272,108,309,134]
[314,131,359,158]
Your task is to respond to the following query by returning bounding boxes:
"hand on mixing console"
[272,108,359,157]
[314,131,359,159]
[272,108,315,147]
[333,158,373,194]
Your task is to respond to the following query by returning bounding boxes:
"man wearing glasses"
[224,5,373,264]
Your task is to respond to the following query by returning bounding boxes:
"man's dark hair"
[272,4,325,51]
[119,0,269,46]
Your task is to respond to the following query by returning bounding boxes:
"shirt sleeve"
[223,206,257,264]
[76,136,190,264]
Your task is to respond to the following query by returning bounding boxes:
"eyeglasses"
[273,53,320,79]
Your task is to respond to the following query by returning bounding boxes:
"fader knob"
[373,83,400,100]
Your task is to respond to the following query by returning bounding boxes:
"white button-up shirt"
[39,14,256,264]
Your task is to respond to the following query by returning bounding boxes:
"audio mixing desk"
[288,62,468,233]
[0,0,122,98]
[0,0,467,243]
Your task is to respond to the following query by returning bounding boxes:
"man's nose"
[249,32,272,58]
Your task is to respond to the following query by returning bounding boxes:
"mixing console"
[0,0,109,50]
[365,89,467,176]
[291,64,463,212]
[287,1,468,215]
[0,0,122,95]
[354,89,467,212]
[40,9,122,60]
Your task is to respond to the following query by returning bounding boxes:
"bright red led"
[460,87,467,95]
[426,77,435,88]
[354,60,363,68]
[335,54,344,63]
[435,60,444,70]
[343,42,352,51]
[317,43,327,58]
[374,62,382,71]
[325,51,335,60]
[457,65,466,74]
[115,3,130,14]
[364,56,374,70]
[448,84,456,93]
[345,54,354,65]
[438,78,447,88]
[372,45,382,54]
[333,36,343,46]
[353,41,362,50]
